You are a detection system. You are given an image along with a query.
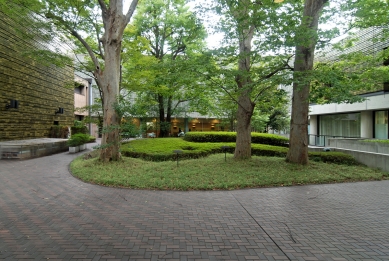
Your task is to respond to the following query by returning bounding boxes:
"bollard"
[221,146,230,162]
[173,150,183,167]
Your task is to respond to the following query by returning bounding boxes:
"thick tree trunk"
[99,42,121,161]
[234,22,255,159]
[165,96,172,136]
[234,95,254,159]
[158,94,168,137]
[97,0,139,161]
[286,0,328,164]
[157,95,173,137]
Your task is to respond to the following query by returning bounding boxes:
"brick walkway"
[0,144,388,261]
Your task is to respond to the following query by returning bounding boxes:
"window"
[374,111,388,139]
[319,113,361,137]
[74,84,85,95]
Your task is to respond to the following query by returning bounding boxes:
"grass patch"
[70,154,388,190]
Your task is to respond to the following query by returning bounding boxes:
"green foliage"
[88,135,96,143]
[71,126,88,135]
[71,154,387,191]
[125,0,211,137]
[67,133,90,147]
[120,138,358,165]
[311,49,389,104]
[344,0,389,32]
[184,132,236,142]
[121,121,140,138]
[251,112,268,133]
[251,134,289,147]
[267,108,290,133]
[0,1,73,69]
[159,121,171,133]
[73,120,84,127]
[309,152,361,166]
[49,125,69,138]
[362,139,389,144]
[183,132,289,146]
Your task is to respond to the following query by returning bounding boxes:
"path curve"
[1,144,388,261]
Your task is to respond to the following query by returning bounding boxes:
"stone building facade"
[0,11,74,141]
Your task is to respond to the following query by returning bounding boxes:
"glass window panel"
[319,113,361,137]
[375,111,388,139]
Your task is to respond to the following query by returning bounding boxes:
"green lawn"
[69,138,389,190]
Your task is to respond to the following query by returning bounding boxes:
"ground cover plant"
[121,138,359,165]
[70,138,388,190]
[70,154,388,190]
[183,132,289,147]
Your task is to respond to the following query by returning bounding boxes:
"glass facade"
[319,113,361,137]
[375,111,388,139]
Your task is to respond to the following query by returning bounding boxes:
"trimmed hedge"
[121,138,359,165]
[184,132,236,142]
[184,132,289,147]
[71,126,88,135]
[251,133,289,147]
[309,152,361,165]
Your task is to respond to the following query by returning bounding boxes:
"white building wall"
[310,93,389,115]
[309,115,318,135]
[361,111,374,138]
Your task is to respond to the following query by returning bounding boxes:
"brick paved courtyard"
[0,144,388,261]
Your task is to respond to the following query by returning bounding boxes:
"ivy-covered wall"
[0,12,74,141]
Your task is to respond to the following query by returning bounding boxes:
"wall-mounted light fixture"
[5,99,19,110]
[55,107,64,114]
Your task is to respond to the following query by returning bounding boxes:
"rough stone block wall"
[0,12,74,141]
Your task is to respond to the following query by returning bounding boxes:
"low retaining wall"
[0,138,68,159]
[308,146,389,173]
[333,148,389,173]
[328,139,389,155]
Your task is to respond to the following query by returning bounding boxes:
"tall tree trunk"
[234,95,254,159]
[45,0,139,162]
[234,24,255,159]
[166,96,173,135]
[98,34,122,161]
[157,95,173,137]
[97,0,138,161]
[286,0,328,164]
[158,94,167,137]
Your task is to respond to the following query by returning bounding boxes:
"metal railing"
[308,135,361,147]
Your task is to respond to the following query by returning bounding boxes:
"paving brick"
[0,147,389,260]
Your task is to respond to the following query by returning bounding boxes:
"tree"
[204,0,296,159]
[42,0,139,162]
[267,108,289,133]
[286,0,328,165]
[287,0,389,164]
[345,0,389,30]
[131,0,207,137]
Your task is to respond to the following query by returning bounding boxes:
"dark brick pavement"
[0,143,388,260]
